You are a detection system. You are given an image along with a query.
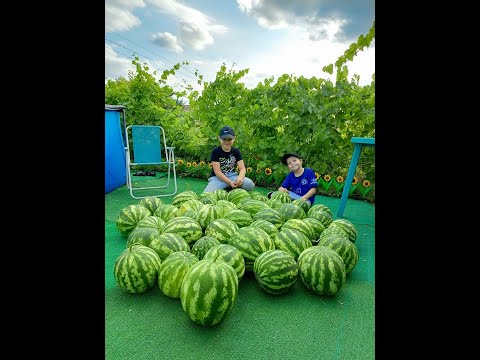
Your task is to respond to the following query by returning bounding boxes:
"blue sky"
[105,0,375,98]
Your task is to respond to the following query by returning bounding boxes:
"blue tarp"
[105,106,126,193]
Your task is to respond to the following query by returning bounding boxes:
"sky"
[105,0,375,101]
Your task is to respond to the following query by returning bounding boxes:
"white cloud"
[151,32,183,53]
[105,0,146,31]
[105,45,136,81]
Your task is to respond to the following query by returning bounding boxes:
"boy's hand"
[235,178,244,187]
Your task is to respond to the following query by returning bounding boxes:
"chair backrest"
[131,125,163,164]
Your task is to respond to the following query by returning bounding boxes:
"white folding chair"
[125,125,178,199]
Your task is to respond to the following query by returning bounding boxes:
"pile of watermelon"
[113,189,360,326]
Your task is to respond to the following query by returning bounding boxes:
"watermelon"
[172,190,199,207]
[223,209,253,227]
[318,234,359,274]
[134,215,166,233]
[139,196,164,215]
[204,244,246,281]
[200,195,217,205]
[113,244,162,294]
[292,198,311,213]
[178,198,203,216]
[162,216,203,244]
[154,204,181,222]
[250,219,279,239]
[281,218,316,241]
[212,188,229,201]
[116,204,151,237]
[194,204,222,230]
[270,191,291,203]
[148,233,190,261]
[180,258,239,326]
[227,188,251,204]
[158,251,199,298]
[266,198,283,210]
[308,204,332,216]
[319,224,349,242]
[307,210,333,227]
[191,236,221,260]
[253,249,298,295]
[228,227,275,271]
[250,192,269,202]
[274,228,311,260]
[252,208,285,229]
[329,219,358,243]
[238,199,270,216]
[126,227,160,248]
[278,203,307,221]
[297,246,346,296]
[215,200,237,217]
[302,218,326,243]
[205,218,239,244]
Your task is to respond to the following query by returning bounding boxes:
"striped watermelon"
[194,204,222,229]
[266,198,283,210]
[274,228,311,260]
[162,216,203,245]
[148,233,190,261]
[238,199,271,216]
[318,234,359,274]
[116,204,151,237]
[228,227,275,271]
[302,218,326,243]
[154,204,181,222]
[126,227,160,248]
[281,219,316,241]
[200,195,217,205]
[250,219,279,239]
[215,199,237,217]
[250,192,269,202]
[227,188,251,204]
[223,209,253,227]
[308,204,332,216]
[172,190,199,207]
[139,196,164,215]
[319,224,349,242]
[292,198,311,213]
[253,249,298,295]
[204,244,246,281]
[191,236,221,260]
[135,215,166,233]
[307,210,333,227]
[113,244,162,294]
[180,258,239,326]
[329,219,358,243]
[278,203,307,221]
[270,191,291,203]
[253,208,285,229]
[204,218,239,244]
[298,246,346,296]
[178,198,204,216]
[212,188,229,201]
[158,251,199,298]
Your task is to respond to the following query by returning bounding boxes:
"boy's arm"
[235,160,246,186]
[300,187,317,202]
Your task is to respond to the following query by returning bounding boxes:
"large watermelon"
[180,258,239,326]
[227,188,251,204]
[270,191,291,203]
[308,204,332,216]
[318,234,359,274]
[171,190,199,207]
[139,196,164,215]
[194,204,222,229]
[191,236,221,260]
[253,249,298,295]
[292,198,311,213]
[228,227,275,271]
[319,224,349,242]
[274,228,311,260]
[250,219,279,239]
[148,233,190,261]
[307,210,333,227]
[238,199,270,216]
[126,227,160,248]
[252,208,285,229]
[223,209,253,228]
[178,198,204,216]
[113,244,162,294]
[297,246,346,296]
[204,244,246,281]
[154,204,181,222]
[215,200,237,217]
[134,215,166,233]
[204,218,239,244]
[162,216,203,244]
[278,203,307,221]
[158,251,199,298]
[116,204,151,237]
[281,218,316,241]
[302,218,326,243]
[329,219,358,243]
[212,188,229,201]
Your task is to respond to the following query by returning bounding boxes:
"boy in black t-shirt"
[203,126,255,193]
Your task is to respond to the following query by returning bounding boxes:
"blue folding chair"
[125,125,177,199]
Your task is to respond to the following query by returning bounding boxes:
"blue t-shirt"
[209,146,243,177]
[281,168,318,205]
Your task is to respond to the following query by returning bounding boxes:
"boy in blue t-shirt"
[268,152,318,205]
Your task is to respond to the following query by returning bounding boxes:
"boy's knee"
[242,178,255,191]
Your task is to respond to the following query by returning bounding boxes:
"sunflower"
[199,161,205,166]
[246,167,252,173]
[265,168,272,175]
[186,162,192,167]
[323,174,331,181]
[192,161,197,167]
[315,172,320,180]
[177,159,185,166]
[208,163,212,168]
[362,180,371,187]
[352,176,359,185]
[256,168,262,174]
[336,176,344,183]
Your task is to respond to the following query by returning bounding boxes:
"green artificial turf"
[105,176,375,360]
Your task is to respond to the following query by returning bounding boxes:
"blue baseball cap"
[282,152,301,165]
[219,126,236,139]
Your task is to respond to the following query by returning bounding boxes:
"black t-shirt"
[209,146,243,177]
